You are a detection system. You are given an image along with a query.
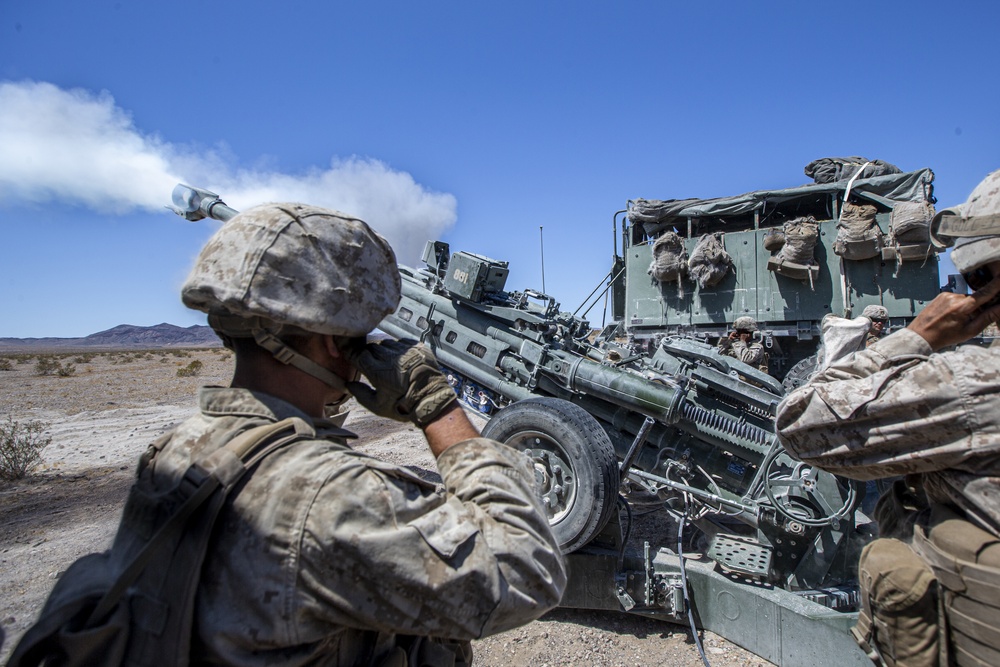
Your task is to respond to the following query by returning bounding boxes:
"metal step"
[707,534,772,577]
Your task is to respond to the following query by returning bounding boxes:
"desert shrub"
[72,353,95,364]
[35,356,60,376]
[16,355,32,364]
[35,357,76,377]
[176,359,204,377]
[0,417,50,480]
[0,357,12,371]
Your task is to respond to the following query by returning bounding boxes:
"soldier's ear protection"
[964,265,995,292]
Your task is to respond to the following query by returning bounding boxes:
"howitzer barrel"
[389,272,688,423]
[518,352,687,426]
[170,184,238,222]
[385,267,774,458]
[524,352,772,455]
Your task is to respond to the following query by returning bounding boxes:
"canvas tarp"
[628,168,935,236]
[803,157,902,184]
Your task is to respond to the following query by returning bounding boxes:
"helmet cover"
[931,170,1000,273]
[861,305,888,320]
[182,203,401,337]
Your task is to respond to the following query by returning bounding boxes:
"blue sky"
[1,1,997,338]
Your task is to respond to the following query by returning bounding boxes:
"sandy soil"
[0,349,770,666]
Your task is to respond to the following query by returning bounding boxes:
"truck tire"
[782,353,818,393]
[482,397,620,553]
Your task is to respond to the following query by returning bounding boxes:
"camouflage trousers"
[853,481,1000,667]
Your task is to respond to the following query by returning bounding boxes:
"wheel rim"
[507,429,576,525]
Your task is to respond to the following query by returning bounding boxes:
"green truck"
[607,158,942,383]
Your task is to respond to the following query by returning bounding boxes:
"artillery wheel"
[782,353,818,393]
[482,397,620,553]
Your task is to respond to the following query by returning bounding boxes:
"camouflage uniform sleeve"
[296,436,567,640]
[717,337,732,354]
[731,339,765,366]
[776,328,1000,479]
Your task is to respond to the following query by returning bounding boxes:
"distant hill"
[0,323,222,351]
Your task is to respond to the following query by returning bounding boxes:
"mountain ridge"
[0,323,222,350]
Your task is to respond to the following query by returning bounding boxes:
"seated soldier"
[718,316,768,372]
[861,304,889,347]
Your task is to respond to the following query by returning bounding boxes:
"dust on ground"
[0,349,770,666]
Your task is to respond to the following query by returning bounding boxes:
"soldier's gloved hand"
[344,338,457,427]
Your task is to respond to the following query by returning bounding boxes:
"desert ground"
[0,348,771,666]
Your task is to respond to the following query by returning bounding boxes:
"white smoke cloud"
[0,80,457,264]
[215,160,457,265]
[0,81,180,212]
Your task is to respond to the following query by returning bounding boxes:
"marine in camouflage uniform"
[862,305,889,348]
[718,316,768,371]
[139,204,567,665]
[776,171,1000,667]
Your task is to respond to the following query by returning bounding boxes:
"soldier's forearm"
[424,402,481,457]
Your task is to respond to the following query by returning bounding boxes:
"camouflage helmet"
[861,305,888,321]
[182,203,401,338]
[931,169,1000,273]
[733,316,758,332]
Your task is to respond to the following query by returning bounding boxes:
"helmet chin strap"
[935,212,1000,241]
[252,329,351,399]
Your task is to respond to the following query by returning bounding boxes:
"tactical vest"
[912,505,1000,667]
[11,415,478,667]
[853,483,1000,667]
[7,418,321,667]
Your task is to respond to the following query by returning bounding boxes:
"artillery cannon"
[171,184,872,666]
[384,242,871,665]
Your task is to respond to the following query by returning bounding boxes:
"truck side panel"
[623,218,939,338]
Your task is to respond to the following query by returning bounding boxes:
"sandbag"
[775,217,818,265]
[767,217,820,287]
[648,231,688,297]
[762,228,785,252]
[815,314,871,372]
[687,232,732,289]
[834,200,883,260]
[890,201,934,244]
[883,201,938,275]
